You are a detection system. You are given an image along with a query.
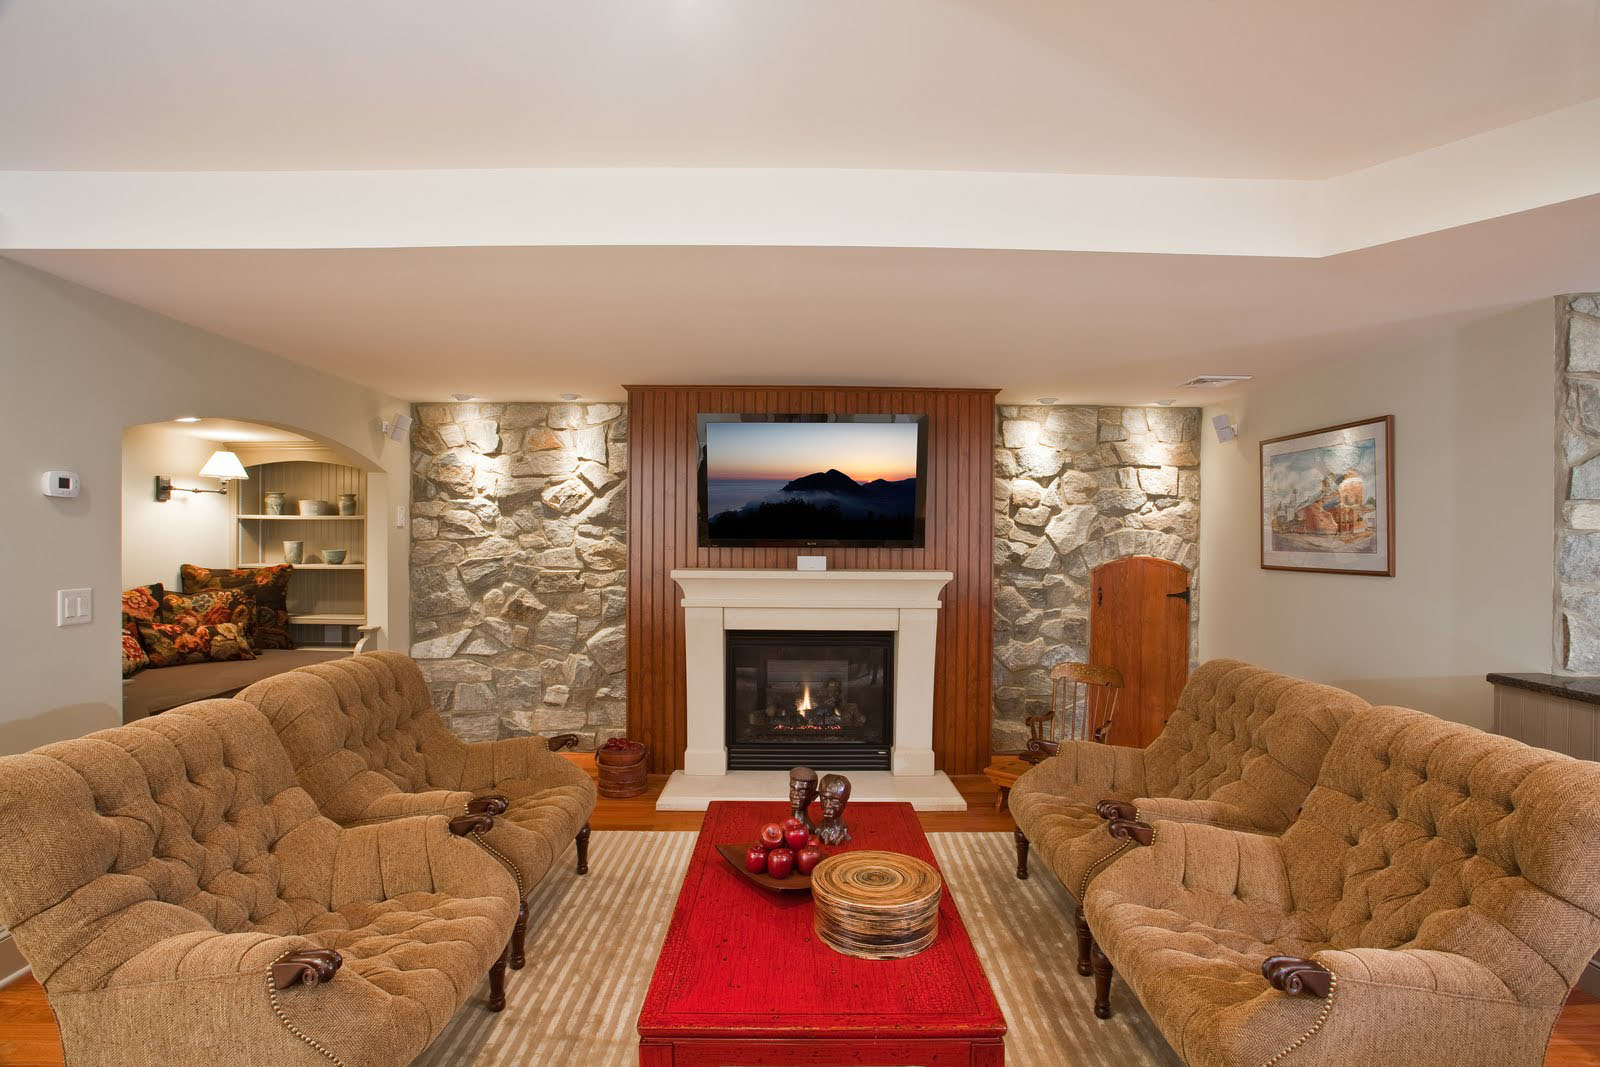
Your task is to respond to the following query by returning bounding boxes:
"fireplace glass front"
[725,630,894,770]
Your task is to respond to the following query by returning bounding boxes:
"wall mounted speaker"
[1212,413,1237,443]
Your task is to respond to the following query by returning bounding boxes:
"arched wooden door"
[1090,556,1190,748]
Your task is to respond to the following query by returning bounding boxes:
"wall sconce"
[155,450,249,501]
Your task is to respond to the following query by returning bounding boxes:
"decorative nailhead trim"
[1260,969,1337,1067]
[267,951,348,1067]
[463,801,526,899]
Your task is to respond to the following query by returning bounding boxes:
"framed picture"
[1260,415,1394,576]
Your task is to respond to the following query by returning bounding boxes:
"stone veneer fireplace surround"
[673,569,950,775]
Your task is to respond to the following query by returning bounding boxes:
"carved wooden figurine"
[789,767,819,832]
[816,773,853,845]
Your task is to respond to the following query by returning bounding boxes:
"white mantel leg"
[891,607,938,776]
[682,605,728,776]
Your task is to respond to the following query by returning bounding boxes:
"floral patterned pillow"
[120,583,163,678]
[180,564,295,649]
[140,588,258,667]
[121,630,150,678]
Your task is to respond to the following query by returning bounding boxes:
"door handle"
[1166,588,1191,603]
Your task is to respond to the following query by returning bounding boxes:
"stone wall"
[410,402,628,748]
[991,405,1200,753]
[1558,295,1600,673]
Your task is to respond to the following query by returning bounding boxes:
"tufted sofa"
[1009,659,1367,975]
[0,699,521,1067]
[237,651,598,969]
[1084,703,1600,1066]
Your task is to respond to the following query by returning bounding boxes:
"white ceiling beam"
[3,100,1596,258]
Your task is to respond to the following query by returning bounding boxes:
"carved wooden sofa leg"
[576,822,591,875]
[510,899,529,970]
[1013,828,1030,879]
[1075,904,1094,977]
[488,943,509,1012]
[1091,943,1114,1019]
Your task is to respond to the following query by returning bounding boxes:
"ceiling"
[160,419,312,446]
[15,193,1600,404]
[2,0,1598,179]
[4,1,1599,403]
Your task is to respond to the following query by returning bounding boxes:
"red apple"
[806,833,822,848]
[795,844,825,875]
[782,817,809,851]
[766,847,795,879]
[758,822,785,849]
[745,843,770,873]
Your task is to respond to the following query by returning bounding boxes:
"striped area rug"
[416,830,1181,1066]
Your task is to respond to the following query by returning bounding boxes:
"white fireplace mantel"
[671,568,953,778]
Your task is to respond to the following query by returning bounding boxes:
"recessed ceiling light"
[560,393,581,401]
[1035,396,1058,405]
[174,416,200,423]
[450,393,479,402]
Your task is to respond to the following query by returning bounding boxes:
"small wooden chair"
[1021,663,1123,764]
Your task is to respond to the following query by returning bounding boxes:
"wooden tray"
[715,843,815,892]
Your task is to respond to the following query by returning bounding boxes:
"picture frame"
[1260,415,1394,576]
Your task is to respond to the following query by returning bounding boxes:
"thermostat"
[42,471,80,498]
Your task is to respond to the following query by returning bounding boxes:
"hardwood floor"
[1,772,1595,1066]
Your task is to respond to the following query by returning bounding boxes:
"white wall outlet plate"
[56,588,92,626]
[796,555,827,572]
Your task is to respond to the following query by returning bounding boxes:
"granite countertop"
[1486,673,1600,707]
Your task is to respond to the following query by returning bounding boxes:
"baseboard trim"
[0,932,29,988]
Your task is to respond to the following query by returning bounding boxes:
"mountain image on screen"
[707,467,917,541]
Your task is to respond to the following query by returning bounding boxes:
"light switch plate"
[57,588,92,626]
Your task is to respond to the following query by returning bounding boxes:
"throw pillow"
[141,588,258,667]
[121,630,149,678]
[120,583,163,677]
[180,563,295,649]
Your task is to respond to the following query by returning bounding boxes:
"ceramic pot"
[297,499,328,516]
[338,493,358,516]
[323,548,347,565]
[264,492,286,515]
[283,541,304,564]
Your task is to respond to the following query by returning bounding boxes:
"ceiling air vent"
[1178,375,1252,388]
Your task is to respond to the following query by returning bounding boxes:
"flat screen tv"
[697,414,929,548]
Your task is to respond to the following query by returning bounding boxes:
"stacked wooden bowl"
[810,851,942,960]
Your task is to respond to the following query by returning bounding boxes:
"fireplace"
[725,630,894,770]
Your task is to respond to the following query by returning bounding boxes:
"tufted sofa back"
[0,700,329,991]
[237,652,448,823]
[1142,659,1366,819]
[1284,704,1600,1002]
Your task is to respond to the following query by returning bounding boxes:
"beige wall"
[0,258,411,754]
[1198,301,1556,730]
[121,424,234,591]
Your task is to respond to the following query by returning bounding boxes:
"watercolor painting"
[1260,416,1394,575]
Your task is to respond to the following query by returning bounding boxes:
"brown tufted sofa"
[1009,659,1367,974]
[237,651,598,969]
[1084,703,1600,1066]
[0,699,521,1067]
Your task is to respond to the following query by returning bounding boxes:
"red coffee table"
[638,801,1007,1066]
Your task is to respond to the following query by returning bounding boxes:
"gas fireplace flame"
[798,685,813,714]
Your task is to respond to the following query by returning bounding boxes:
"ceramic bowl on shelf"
[283,540,304,564]
[297,499,331,516]
[323,548,348,565]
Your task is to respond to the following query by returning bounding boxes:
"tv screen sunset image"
[702,420,922,543]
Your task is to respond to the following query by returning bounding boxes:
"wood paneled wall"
[625,386,997,774]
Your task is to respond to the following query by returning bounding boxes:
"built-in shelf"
[290,613,367,625]
[288,563,365,571]
[238,514,366,521]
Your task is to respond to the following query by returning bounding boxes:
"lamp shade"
[198,450,249,481]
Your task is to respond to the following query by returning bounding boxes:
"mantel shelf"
[276,563,364,571]
[290,613,366,625]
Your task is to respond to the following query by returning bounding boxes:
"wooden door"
[1090,556,1190,748]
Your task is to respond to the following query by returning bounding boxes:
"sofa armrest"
[278,814,517,909]
[1132,796,1279,834]
[353,787,476,824]
[1014,739,1148,803]
[1091,819,1297,914]
[107,930,318,988]
[1315,947,1519,1003]
[432,734,573,793]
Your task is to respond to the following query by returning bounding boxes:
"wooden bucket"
[810,851,942,960]
[596,741,648,798]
